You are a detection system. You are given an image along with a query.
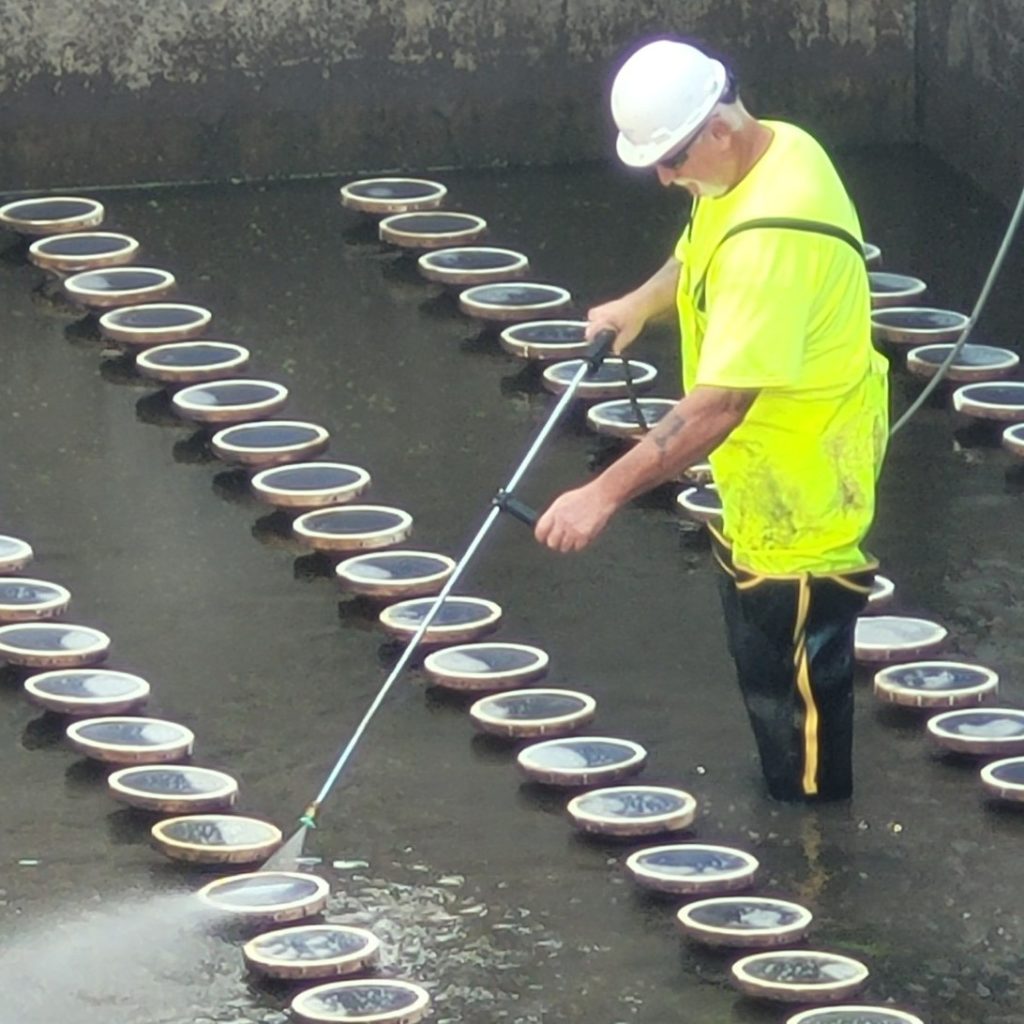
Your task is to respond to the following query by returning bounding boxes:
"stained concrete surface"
[0,147,1023,1022]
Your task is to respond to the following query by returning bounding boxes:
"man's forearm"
[629,256,683,323]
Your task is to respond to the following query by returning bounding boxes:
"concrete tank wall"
[0,0,915,191]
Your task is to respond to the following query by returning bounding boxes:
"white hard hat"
[611,39,728,168]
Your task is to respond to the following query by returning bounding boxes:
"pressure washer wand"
[267,328,617,866]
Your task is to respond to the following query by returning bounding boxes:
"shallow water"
[0,150,1023,1023]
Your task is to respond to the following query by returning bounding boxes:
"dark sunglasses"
[657,126,705,171]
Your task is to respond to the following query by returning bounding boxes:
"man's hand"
[534,482,618,553]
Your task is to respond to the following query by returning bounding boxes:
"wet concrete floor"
[1,147,1023,1023]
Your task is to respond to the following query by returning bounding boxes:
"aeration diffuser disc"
[243,924,380,981]
[677,896,812,948]
[470,688,596,739]
[136,341,251,385]
[862,242,882,265]
[787,1008,925,1024]
[679,461,713,485]
[677,485,722,523]
[340,177,447,215]
[459,282,572,323]
[587,398,677,439]
[625,844,759,895]
[172,379,289,425]
[0,196,104,235]
[0,622,110,667]
[980,757,1024,803]
[211,420,331,467]
[906,343,1019,383]
[66,716,194,764]
[335,550,455,598]
[151,814,282,864]
[292,979,431,1024]
[294,505,413,553]
[29,232,139,273]
[927,707,1024,756]
[64,267,176,309]
[379,596,502,644]
[854,615,947,663]
[99,303,213,346]
[379,211,487,249]
[198,871,330,923]
[871,306,969,345]
[0,536,33,573]
[24,668,150,715]
[542,358,657,399]
[1004,423,1024,457]
[732,951,869,1003]
[952,382,1024,423]
[517,736,647,787]
[422,642,549,691]
[567,785,696,837]
[108,765,238,813]
[0,578,70,622]
[874,661,998,708]
[499,320,590,361]
[868,272,927,309]
[867,575,895,608]
[418,247,529,286]
[253,462,371,510]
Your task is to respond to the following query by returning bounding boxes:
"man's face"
[655,120,729,197]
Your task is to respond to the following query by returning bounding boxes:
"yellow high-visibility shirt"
[674,120,889,574]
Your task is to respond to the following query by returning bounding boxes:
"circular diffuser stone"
[677,896,812,949]
[292,979,430,1024]
[952,381,1024,423]
[1004,423,1024,458]
[587,398,676,439]
[379,211,486,250]
[625,844,759,896]
[64,266,176,309]
[211,421,331,467]
[517,736,647,787]
[335,551,455,599]
[874,661,998,709]
[0,578,70,622]
[244,924,380,981]
[867,575,895,608]
[679,461,714,485]
[67,716,194,764]
[459,282,572,323]
[253,462,371,511]
[24,668,149,715]
[422,642,549,691]
[788,1008,925,1024]
[108,765,238,813]
[906,343,1019,383]
[418,247,529,286]
[862,242,882,265]
[871,307,968,346]
[677,484,723,523]
[854,615,947,663]
[172,379,289,425]
[99,303,213,346]
[980,757,1024,803]
[0,622,110,668]
[499,320,591,361]
[731,950,869,1003]
[379,596,502,645]
[868,272,926,309]
[29,232,139,273]
[927,707,1024,756]
[198,871,330,924]
[340,177,447,215]
[0,196,104,235]
[0,536,33,573]
[151,814,282,864]
[470,688,596,739]
[136,341,250,385]
[294,505,413,553]
[567,785,696,837]
[542,358,657,399]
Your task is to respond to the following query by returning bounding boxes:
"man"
[535,38,889,802]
